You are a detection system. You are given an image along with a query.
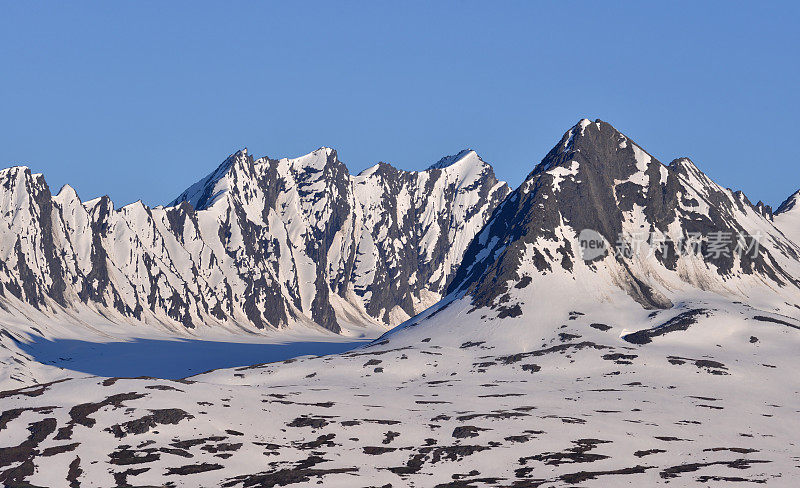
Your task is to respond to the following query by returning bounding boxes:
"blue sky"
[1,1,798,207]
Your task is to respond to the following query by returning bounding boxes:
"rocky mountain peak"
[427,149,478,170]
[286,147,340,171]
[168,148,251,210]
[775,189,800,246]
[450,119,800,316]
[53,184,81,207]
[532,119,661,183]
[776,189,800,215]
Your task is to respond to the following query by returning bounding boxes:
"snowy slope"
[1,277,798,486]
[775,189,800,245]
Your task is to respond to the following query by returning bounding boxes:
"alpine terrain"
[0,148,507,385]
[1,120,799,487]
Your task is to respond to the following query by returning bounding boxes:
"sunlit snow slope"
[775,189,800,246]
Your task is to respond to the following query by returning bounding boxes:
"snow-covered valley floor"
[1,297,799,487]
[0,302,386,388]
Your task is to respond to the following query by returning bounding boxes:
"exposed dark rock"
[166,462,224,475]
[452,426,489,439]
[622,309,711,344]
[106,408,193,438]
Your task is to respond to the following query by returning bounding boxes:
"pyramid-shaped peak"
[774,188,800,246]
[168,149,252,209]
[529,119,660,182]
[776,189,800,215]
[543,119,638,164]
[54,184,81,205]
[355,161,400,179]
[563,118,628,144]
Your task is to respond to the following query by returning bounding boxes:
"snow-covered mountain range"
[1,119,800,486]
[0,148,507,336]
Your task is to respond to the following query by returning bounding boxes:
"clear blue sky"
[1,1,798,207]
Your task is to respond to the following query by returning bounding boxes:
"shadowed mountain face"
[0,148,508,334]
[450,119,800,314]
[17,335,367,379]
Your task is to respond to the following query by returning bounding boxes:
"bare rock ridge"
[0,148,509,333]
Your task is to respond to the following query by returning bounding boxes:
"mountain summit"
[167,148,251,209]
[427,149,478,170]
[775,188,800,246]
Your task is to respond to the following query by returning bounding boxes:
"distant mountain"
[0,148,507,335]
[775,189,800,246]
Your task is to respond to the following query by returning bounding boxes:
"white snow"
[548,160,579,191]
[775,190,800,246]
